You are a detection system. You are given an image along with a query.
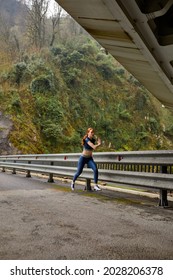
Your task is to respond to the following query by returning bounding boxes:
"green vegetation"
[1,0,173,154]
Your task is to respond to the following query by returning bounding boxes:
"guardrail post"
[159,165,168,207]
[85,164,92,191]
[12,161,16,174]
[48,162,54,183]
[86,178,92,191]
[26,161,31,178]
[159,189,168,207]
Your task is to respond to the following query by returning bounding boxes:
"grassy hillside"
[1,35,173,154]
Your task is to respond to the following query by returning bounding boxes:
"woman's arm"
[87,138,101,150]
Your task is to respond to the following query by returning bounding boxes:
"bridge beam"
[55,0,173,109]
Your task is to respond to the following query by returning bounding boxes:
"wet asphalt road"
[0,171,173,260]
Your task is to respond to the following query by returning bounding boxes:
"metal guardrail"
[0,151,173,207]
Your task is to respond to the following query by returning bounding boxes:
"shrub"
[78,43,97,56]
[41,121,62,141]
[51,46,63,56]
[115,68,125,76]
[97,62,115,80]
[30,75,54,94]
[8,62,27,85]
[63,68,81,87]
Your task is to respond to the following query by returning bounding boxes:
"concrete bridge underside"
[56,0,173,110]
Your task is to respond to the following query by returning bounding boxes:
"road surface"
[0,171,173,259]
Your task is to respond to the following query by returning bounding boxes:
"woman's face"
[88,129,94,139]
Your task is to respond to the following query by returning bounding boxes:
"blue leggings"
[73,156,98,184]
